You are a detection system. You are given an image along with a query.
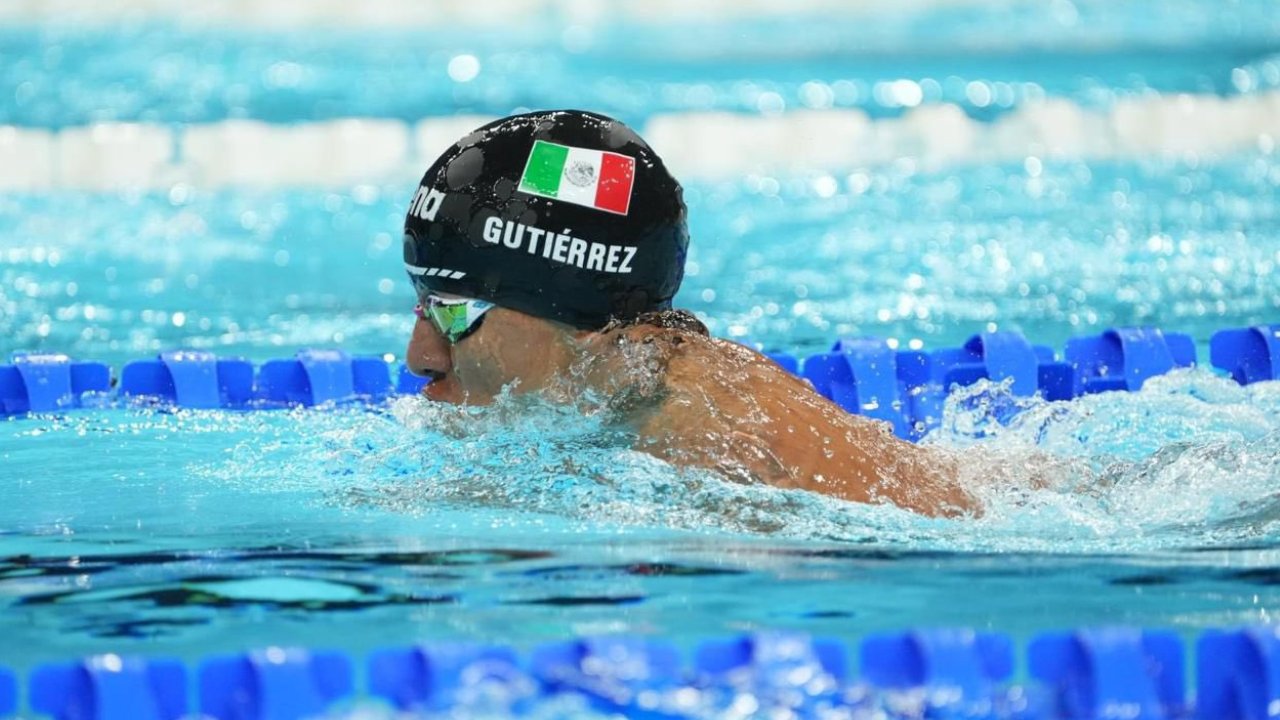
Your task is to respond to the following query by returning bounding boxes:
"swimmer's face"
[405,304,577,405]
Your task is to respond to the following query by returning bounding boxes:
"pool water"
[2,0,1280,684]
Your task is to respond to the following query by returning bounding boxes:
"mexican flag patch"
[517,140,636,215]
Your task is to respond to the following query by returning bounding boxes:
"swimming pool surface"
[2,0,1280,703]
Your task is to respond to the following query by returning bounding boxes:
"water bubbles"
[965,81,993,108]
[810,175,839,198]
[755,91,785,115]
[1231,67,1256,93]
[681,83,717,108]
[262,61,305,89]
[830,79,863,105]
[874,79,923,108]
[447,54,481,83]
[845,173,871,194]
[168,183,192,205]
[798,81,834,109]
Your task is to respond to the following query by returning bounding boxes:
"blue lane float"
[368,643,524,714]
[16,626,1280,719]
[534,636,684,717]
[923,332,1075,401]
[117,349,395,409]
[803,337,917,437]
[1065,327,1197,394]
[120,351,255,409]
[1029,628,1186,720]
[802,331,1078,439]
[396,362,429,395]
[1196,626,1280,720]
[6,322,1278,434]
[257,349,393,407]
[695,631,847,683]
[0,668,13,717]
[29,655,187,720]
[861,629,1013,700]
[198,648,353,720]
[1210,324,1280,385]
[0,352,110,416]
[765,351,800,375]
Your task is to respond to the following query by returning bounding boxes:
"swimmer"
[402,110,971,517]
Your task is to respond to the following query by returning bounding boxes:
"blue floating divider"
[1210,325,1280,385]
[0,352,111,415]
[10,626,1280,717]
[928,332,1076,401]
[803,338,913,438]
[801,332,1073,440]
[368,643,525,713]
[29,655,186,720]
[0,667,14,716]
[742,340,800,376]
[766,352,800,375]
[531,636,683,716]
[694,633,848,717]
[1065,328,1196,394]
[0,319,1268,434]
[120,351,254,409]
[861,628,1014,700]
[257,350,391,406]
[199,648,353,720]
[396,364,429,395]
[1196,626,1280,720]
[696,632,847,683]
[1028,628,1185,720]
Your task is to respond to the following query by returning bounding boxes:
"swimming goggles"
[414,294,494,344]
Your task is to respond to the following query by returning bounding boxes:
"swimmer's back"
[588,323,972,516]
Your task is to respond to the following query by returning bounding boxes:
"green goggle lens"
[414,296,494,343]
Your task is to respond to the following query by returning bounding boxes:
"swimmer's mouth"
[424,370,446,384]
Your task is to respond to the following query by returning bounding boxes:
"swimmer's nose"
[405,315,453,379]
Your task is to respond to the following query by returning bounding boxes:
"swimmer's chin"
[422,377,466,405]
[421,377,518,407]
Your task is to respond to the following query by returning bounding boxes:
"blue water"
[3,157,1277,365]
[2,0,1278,127]
[2,0,1280,682]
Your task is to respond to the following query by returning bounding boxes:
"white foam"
[0,92,1275,190]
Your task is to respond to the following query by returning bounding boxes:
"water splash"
[926,370,1280,551]
[13,369,1274,555]
[214,370,1279,554]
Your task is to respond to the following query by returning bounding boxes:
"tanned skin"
[406,305,973,517]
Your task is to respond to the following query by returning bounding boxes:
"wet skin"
[406,307,973,517]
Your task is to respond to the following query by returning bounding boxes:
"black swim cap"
[403,110,689,329]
